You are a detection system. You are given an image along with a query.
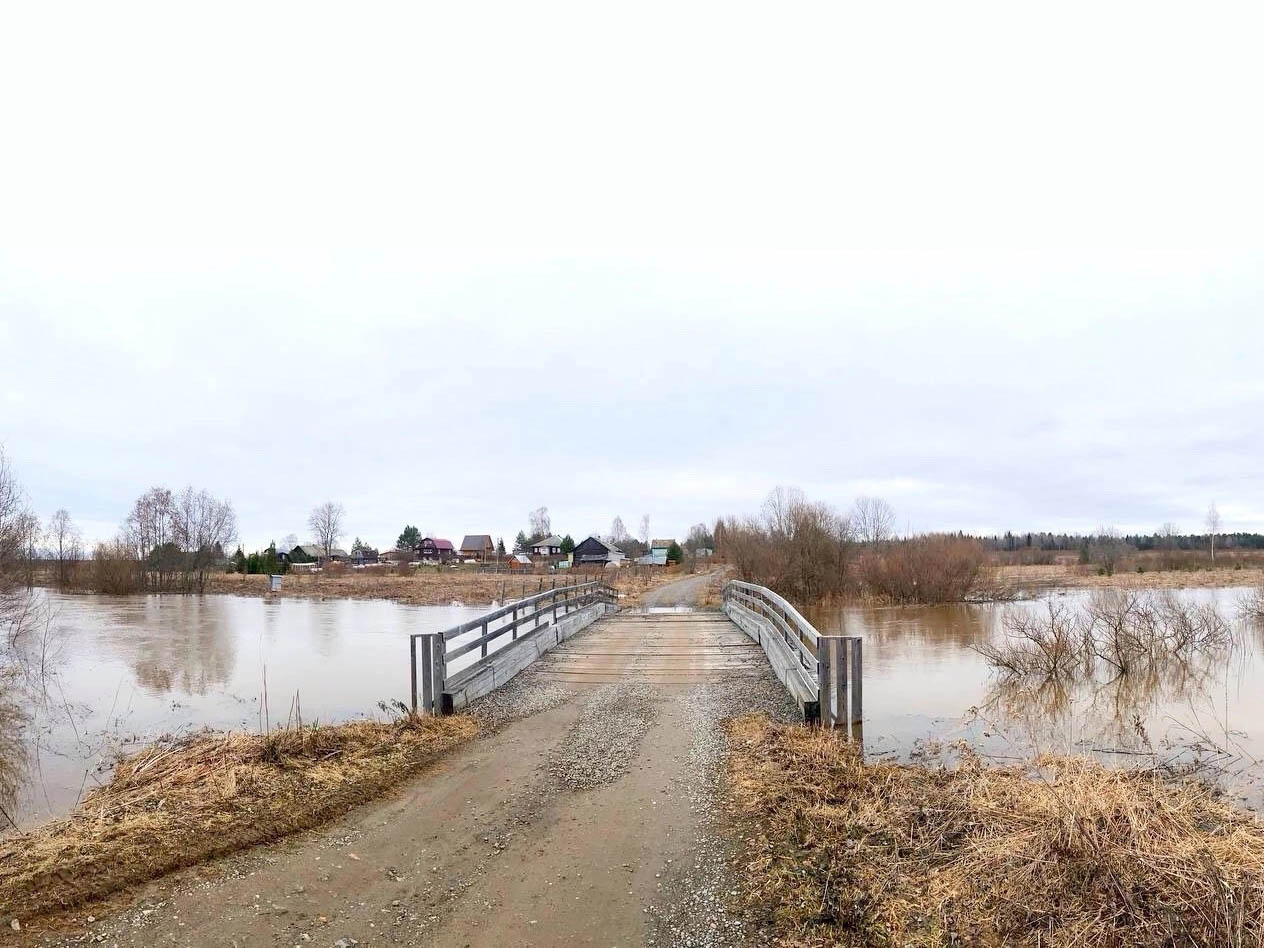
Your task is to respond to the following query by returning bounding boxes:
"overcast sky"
[2,1,1261,551]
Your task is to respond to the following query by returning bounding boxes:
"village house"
[459,534,496,562]
[571,535,625,567]
[638,537,677,566]
[351,547,379,566]
[291,544,350,566]
[380,549,413,565]
[416,537,457,563]
[530,535,564,558]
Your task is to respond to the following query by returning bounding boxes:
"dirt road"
[637,570,717,608]
[27,610,793,947]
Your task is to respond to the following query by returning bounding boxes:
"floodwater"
[807,586,1264,809]
[2,586,1261,832]
[0,591,494,830]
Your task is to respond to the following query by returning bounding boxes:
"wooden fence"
[411,580,618,714]
[723,579,862,734]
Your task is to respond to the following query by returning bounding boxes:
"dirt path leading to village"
[638,570,716,608]
[25,610,793,948]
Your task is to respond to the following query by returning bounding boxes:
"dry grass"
[993,562,1264,594]
[727,714,1264,947]
[205,567,679,607]
[0,712,477,922]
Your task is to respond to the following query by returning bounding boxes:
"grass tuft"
[0,712,477,921]
[727,714,1264,947]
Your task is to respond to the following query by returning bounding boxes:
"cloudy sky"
[2,1,1261,551]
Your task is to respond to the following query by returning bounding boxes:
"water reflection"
[2,591,493,830]
[808,588,1264,807]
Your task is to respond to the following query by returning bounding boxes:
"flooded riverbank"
[807,586,1264,808]
[0,592,492,830]
[5,585,1261,833]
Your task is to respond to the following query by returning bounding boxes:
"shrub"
[859,534,985,604]
[90,540,141,594]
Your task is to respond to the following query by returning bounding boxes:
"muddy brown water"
[2,586,1261,832]
[0,591,495,830]
[807,586,1264,809]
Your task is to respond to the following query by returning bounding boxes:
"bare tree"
[639,514,651,547]
[762,486,807,539]
[1206,501,1222,564]
[610,516,627,542]
[0,448,43,646]
[852,496,896,546]
[279,533,298,553]
[684,522,714,553]
[308,502,345,557]
[124,487,178,588]
[175,487,237,591]
[45,509,82,588]
[528,506,551,541]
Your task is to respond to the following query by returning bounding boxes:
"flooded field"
[808,586,1264,809]
[0,592,491,830]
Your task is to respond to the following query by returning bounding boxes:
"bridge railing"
[723,579,861,733]
[411,580,618,715]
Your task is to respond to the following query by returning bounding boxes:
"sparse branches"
[638,514,650,547]
[308,502,345,557]
[1206,502,1222,564]
[528,506,551,542]
[46,509,82,588]
[852,496,895,546]
[610,517,627,542]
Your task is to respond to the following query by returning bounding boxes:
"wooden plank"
[410,635,418,712]
[420,634,434,714]
[849,637,863,726]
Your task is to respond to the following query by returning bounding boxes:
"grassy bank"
[727,714,1264,947]
[994,562,1264,594]
[204,567,684,607]
[0,713,477,924]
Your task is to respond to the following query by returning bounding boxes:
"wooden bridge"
[411,577,862,731]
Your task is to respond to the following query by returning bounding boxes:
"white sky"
[2,0,1261,551]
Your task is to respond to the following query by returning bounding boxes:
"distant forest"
[973,531,1264,552]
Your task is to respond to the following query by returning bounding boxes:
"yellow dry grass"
[0,714,476,922]
[727,714,1264,947]
[993,562,1264,593]
[206,567,680,607]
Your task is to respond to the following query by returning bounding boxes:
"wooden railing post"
[410,635,419,712]
[816,640,831,727]
[849,637,863,726]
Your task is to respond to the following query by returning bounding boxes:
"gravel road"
[23,608,795,948]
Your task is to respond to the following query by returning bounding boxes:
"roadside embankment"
[727,714,1264,947]
[0,713,476,926]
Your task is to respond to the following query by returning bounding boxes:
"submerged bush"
[979,590,1238,681]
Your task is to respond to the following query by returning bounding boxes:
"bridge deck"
[530,610,767,685]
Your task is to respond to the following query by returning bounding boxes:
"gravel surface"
[647,670,801,947]
[468,667,577,730]
[547,682,660,790]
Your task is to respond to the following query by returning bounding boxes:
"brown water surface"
[807,586,1264,808]
[1,591,491,830]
